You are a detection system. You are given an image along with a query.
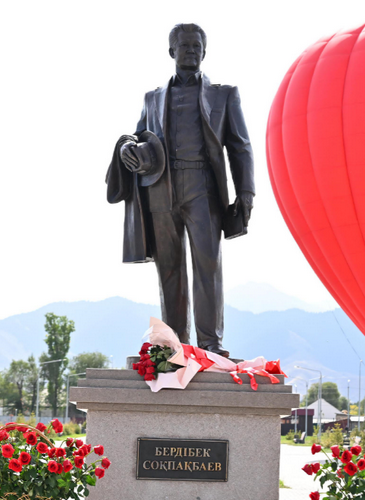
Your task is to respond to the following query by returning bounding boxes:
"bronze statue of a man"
[106,23,255,358]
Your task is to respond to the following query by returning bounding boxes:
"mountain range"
[0,284,363,397]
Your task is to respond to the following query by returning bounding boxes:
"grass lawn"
[57,433,86,439]
[281,436,312,446]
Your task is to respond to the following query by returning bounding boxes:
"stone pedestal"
[70,368,299,500]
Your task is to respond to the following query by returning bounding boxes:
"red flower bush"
[302,441,365,498]
[0,421,110,498]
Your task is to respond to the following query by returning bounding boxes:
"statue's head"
[169,23,206,71]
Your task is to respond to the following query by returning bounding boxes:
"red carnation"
[55,447,66,458]
[36,422,47,433]
[0,430,9,441]
[76,439,83,448]
[311,463,320,474]
[8,458,22,472]
[311,444,321,455]
[331,445,340,458]
[101,457,111,469]
[358,458,365,470]
[5,422,16,431]
[94,445,104,456]
[95,466,105,478]
[74,456,84,468]
[351,445,362,456]
[344,462,358,476]
[2,443,15,458]
[17,425,28,433]
[341,450,353,464]
[19,451,32,465]
[36,442,49,454]
[63,459,73,472]
[24,431,37,446]
[66,438,74,447]
[48,460,58,473]
[302,464,313,475]
[309,493,320,500]
[48,447,56,458]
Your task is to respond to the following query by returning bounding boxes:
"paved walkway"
[279,444,326,500]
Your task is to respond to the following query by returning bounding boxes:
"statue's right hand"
[120,141,140,172]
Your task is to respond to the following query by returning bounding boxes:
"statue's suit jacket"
[106,74,255,262]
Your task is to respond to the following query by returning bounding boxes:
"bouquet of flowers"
[302,442,365,499]
[0,419,111,500]
[132,342,180,381]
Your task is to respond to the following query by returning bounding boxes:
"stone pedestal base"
[70,368,298,500]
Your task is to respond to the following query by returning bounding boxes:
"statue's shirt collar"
[172,71,202,87]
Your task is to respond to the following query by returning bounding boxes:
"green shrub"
[62,421,80,436]
[15,413,37,427]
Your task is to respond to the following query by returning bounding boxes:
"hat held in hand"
[125,131,166,187]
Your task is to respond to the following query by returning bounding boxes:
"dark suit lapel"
[154,78,171,137]
[200,73,219,123]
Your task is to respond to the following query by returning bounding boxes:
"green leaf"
[86,475,96,486]
[57,478,67,487]
[85,487,90,497]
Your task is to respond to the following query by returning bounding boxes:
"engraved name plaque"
[136,438,228,481]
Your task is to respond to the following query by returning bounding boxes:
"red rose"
[51,419,63,433]
[302,464,313,475]
[66,438,74,447]
[144,373,156,381]
[2,443,15,458]
[5,422,16,431]
[139,342,152,355]
[19,452,32,465]
[76,439,83,448]
[311,444,321,455]
[337,468,344,478]
[311,463,320,474]
[309,493,320,500]
[36,442,49,454]
[0,430,9,441]
[24,432,37,446]
[48,460,58,473]
[341,450,353,464]
[57,463,63,474]
[74,456,84,468]
[63,459,73,472]
[331,445,340,458]
[101,457,111,469]
[17,425,28,433]
[351,445,362,456]
[344,462,358,476]
[95,466,105,478]
[48,447,56,458]
[137,365,146,376]
[8,458,22,472]
[358,458,365,470]
[94,445,104,456]
[78,445,88,456]
[55,447,66,458]
[145,366,155,374]
[36,422,47,433]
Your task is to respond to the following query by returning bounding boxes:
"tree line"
[300,381,365,415]
[0,313,110,417]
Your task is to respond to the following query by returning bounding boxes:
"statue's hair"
[169,23,207,50]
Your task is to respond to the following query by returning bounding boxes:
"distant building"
[281,408,314,436]
[306,398,341,423]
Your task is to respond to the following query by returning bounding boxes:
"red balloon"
[266,25,365,334]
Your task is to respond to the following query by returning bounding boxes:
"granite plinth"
[70,367,299,500]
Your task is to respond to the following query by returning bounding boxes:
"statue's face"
[170,31,205,70]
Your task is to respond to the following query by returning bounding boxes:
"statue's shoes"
[203,344,230,358]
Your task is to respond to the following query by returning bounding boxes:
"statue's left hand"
[236,192,254,227]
